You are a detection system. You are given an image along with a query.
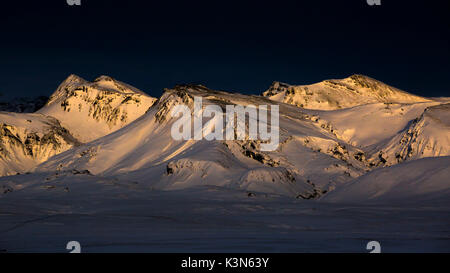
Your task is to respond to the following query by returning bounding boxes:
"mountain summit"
[0,75,157,175]
[263,74,430,110]
[38,75,157,142]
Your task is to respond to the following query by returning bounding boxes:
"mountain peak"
[93,75,114,82]
[63,74,87,84]
[38,75,157,142]
[263,75,430,110]
[347,74,373,80]
[47,75,150,106]
[338,74,391,90]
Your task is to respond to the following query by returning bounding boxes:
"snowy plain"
[1,177,448,253]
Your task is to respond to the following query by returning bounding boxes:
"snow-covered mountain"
[0,75,448,200]
[304,101,441,148]
[322,156,450,203]
[36,84,372,198]
[299,101,450,167]
[376,103,450,165]
[0,75,156,176]
[0,112,79,176]
[37,75,157,143]
[263,74,430,110]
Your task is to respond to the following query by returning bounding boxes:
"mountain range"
[0,74,448,201]
[1,74,449,252]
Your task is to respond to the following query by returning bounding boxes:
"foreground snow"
[1,153,449,252]
[0,177,448,252]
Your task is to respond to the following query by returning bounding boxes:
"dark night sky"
[0,0,449,100]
